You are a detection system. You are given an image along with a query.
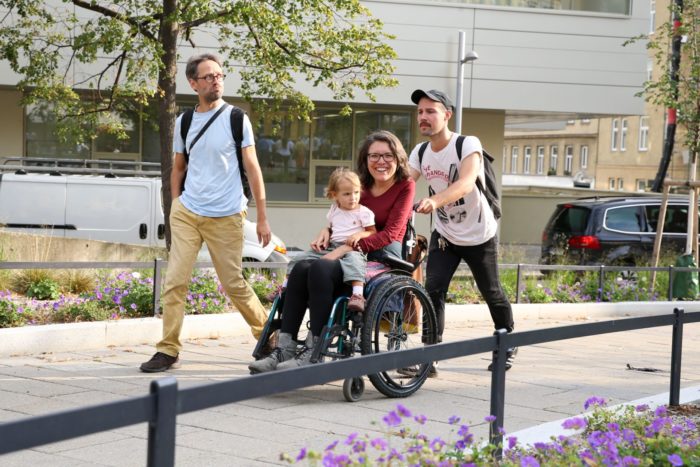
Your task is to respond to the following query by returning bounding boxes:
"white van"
[0,161,288,265]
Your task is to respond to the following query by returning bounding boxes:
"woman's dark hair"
[356,130,410,188]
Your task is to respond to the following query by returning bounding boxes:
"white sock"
[352,285,363,296]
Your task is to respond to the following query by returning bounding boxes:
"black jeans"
[425,231,514,340]
[280,259,351,338]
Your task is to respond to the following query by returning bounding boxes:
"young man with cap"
[408,89,516,373]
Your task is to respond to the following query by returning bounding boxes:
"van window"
[550,206,590,234]
[605,206,643,232]
[645,205,692,233]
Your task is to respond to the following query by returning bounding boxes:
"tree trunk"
[158,0,179,251]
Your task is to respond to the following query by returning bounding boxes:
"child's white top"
[328,204,375,244]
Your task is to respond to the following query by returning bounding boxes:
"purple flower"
[448,415,461,425]
[484,415,497,423]
[130,303,137,310]
[457,424,470,437]
[344,432,358,445]
[382,411,401,427]
[668,454,683,466]
[352,440,366,453]
[396,404,411,417]
[520,456,540,467]
[370,438,387,450]
[507,436,518,449]
[562,417,587,430]
[622,456,640,466]
[414,414,427,425]
[295,448,306,461]
[325,440,338,451]
[655,405,668,417]
[584,396,606,410]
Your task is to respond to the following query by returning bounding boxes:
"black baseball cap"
[411,89,455,111]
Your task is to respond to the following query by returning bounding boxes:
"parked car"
[540,195,697,267]
[0,169,288,265]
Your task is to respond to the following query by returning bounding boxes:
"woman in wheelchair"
[249,131,416,374]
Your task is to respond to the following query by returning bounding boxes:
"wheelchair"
[252,222,438,402]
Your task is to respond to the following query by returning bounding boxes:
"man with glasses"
[408,89,516,374]
[141,53,272,372]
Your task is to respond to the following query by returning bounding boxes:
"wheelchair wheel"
[361,275,437,398]
[342,377,365,402]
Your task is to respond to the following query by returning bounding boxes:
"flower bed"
[284,398,700,466]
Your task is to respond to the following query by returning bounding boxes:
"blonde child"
[283,167,375,313]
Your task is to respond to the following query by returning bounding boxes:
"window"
[639,116,649,151]
[549,145,558,175]
[502,145,507,172]
[254,107,411,202]
[620,119,628,151]
[580,145,589,169]
[523,146,531,174]
[511,147,519,174]
[609,178,616,190]
[536,146,544,174]
[646,205,691,234]
[564,146,573,175]
[581,118,591,124]
[617,178,624,191]
[611,119,619,151]
[650,0,656,34]
[605,206,643,233]
[636,179,647,192]
[647,59,653,81]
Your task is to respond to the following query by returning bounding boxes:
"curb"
[1,301,698,357]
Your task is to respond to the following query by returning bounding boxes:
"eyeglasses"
[195,73,226,83]
[367,152,396,162]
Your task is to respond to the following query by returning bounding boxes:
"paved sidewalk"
[0,312,699,466]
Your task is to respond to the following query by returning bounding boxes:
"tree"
[0,0,397,247]
[641,0,700,181]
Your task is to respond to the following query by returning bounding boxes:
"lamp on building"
[455,30,479,134]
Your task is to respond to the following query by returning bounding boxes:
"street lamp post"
[455,30,479,134]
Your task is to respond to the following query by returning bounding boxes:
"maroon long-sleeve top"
[357,178,415,253]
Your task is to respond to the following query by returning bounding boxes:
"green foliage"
[86,271,155,318]
[59,270,96,295]
[184,270,229,314]
[11,269,57,295]
[26,278,60,300]
[247,272,282,306]
[0,0,397,142]
[630,0,700,158]
[285,399,700,466]
[0,291,28,328]
[51,299,112,323]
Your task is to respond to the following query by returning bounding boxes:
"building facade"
[0,0,650,247]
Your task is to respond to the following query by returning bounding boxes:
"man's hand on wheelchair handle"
[415,197,437,214]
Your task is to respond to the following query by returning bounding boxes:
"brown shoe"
[259,330,279,358]
[347,294,365,314]
[140,352,180,373]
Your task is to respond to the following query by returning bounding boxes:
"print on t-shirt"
[431,162,467,225]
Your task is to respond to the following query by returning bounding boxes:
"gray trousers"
[287,242,366,283]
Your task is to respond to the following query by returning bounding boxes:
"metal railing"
[0,156,162,177]
[0,307,698,464]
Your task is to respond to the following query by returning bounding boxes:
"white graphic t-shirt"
[408,134,497,246]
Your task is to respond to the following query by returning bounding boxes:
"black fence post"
[152,259,164,316]
[489,329,509,458]
[147,376,178,467]
[598,265,605,302]
[668,266,674,301]
[515,264,522,304]
[669,307,684,406]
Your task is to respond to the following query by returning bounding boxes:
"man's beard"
[202,89,223,103]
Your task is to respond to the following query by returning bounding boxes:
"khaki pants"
[157,198,267,357]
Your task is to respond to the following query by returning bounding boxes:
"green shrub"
[51,299,112,323]
[26,278,60,300]
[0,291,28,328]
[85,271,154,317]
[184,270,229,314]
[59,270,96,295]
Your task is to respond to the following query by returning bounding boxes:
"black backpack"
[418,135,502,220]
[180,105,251,199]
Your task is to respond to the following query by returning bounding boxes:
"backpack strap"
[181,104,229,163]
[229,106,252,199]
[180,109,194,163]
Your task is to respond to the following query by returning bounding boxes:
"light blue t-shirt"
[173,103,255,217]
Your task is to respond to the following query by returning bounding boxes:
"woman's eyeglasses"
[196,73,226,83]
[367,152,396,162]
